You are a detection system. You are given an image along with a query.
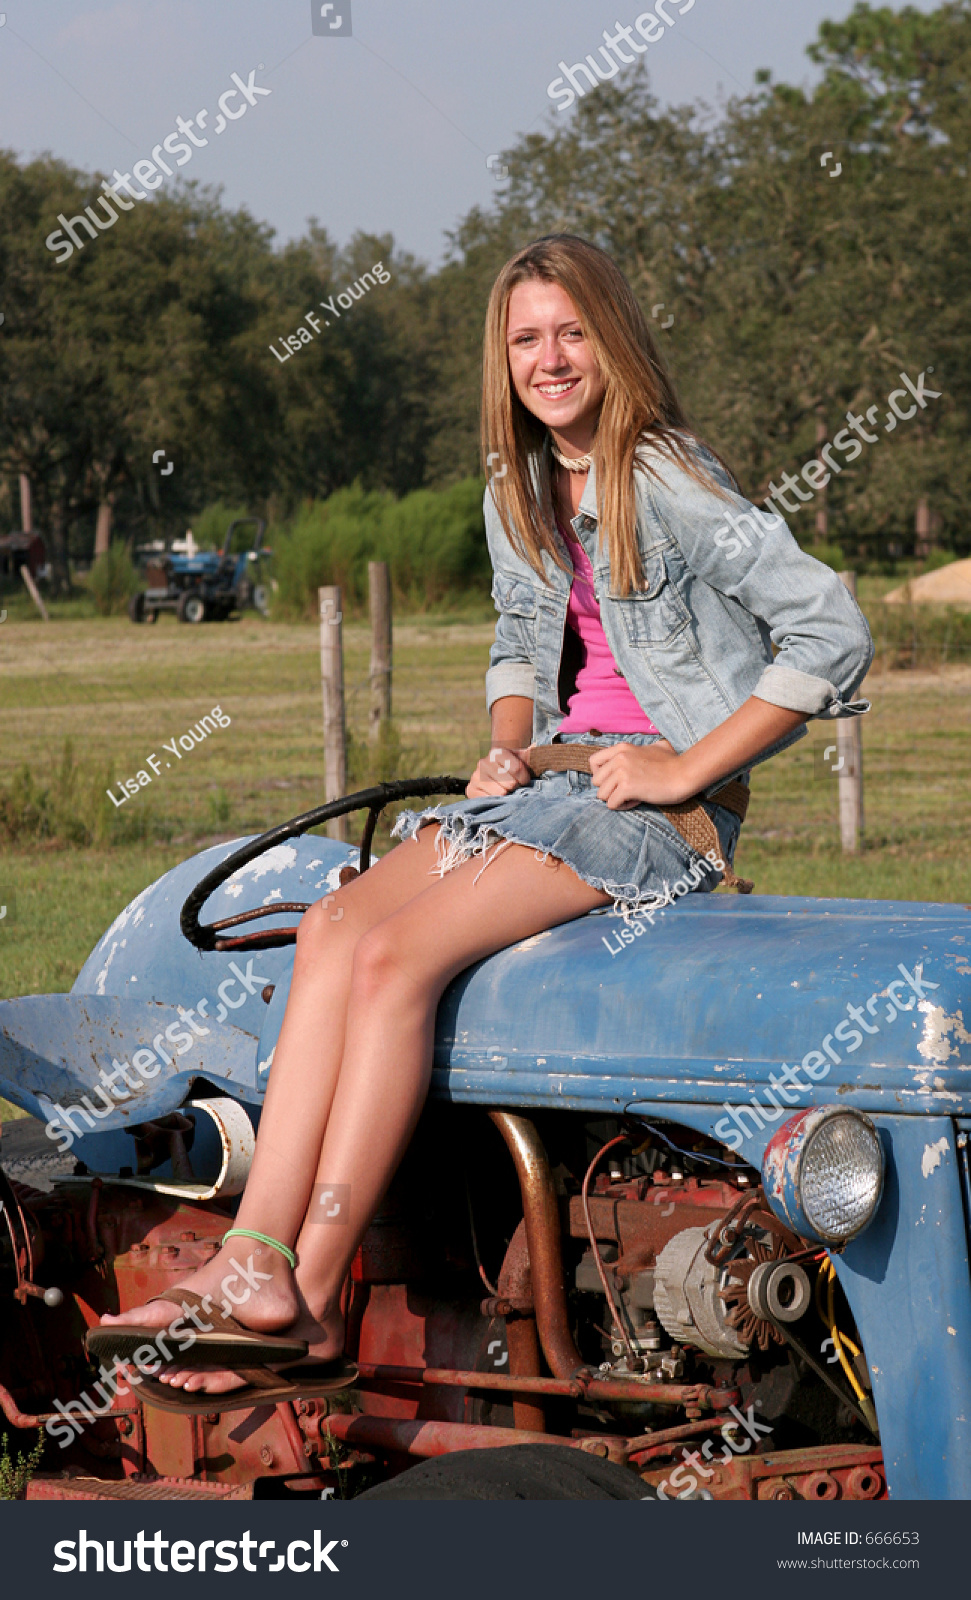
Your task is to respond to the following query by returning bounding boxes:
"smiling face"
[505,278,606,454]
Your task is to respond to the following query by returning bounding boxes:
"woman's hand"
[466,746,534,799]
[589,741,698,809]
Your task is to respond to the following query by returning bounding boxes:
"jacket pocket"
[611,551,689,646]
[492,570,539,618]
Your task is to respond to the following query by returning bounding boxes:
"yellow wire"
[823,1259,878,1432]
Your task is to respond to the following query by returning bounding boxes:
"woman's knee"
[295,894,355,963]
[349,922,425,1003]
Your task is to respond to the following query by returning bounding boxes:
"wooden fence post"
[836,570,864,853]
[368,561,392,742]
[319,585,348,842]
[20,565,50,622]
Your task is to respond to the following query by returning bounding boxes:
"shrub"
[270,479,490,619]
[87,543,138,615]
[0,739,167,848]
[803,541,846,573]
[870,601,971,669]
[921,549,957,573]
[0,1430,44,1500]
[190,502,252,553]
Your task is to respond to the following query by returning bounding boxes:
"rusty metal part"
[354,1362,734,1409]
[625,1416,737,1461]
[278,1401,312,1472]
[27,1475,254,1501]
[320,1410,631,1466]
[180,776,468,952]
[581,1134,639,1368]
[0,1381,63,1428]
[496,1220,544,1431]
[568,1176,744,1271]
[0,1165,35,1300]
[636,1443,887,1501]
[131,1113,196,1181]
[488,1111,585,1378]
[0,1380,137,1430]
[709,1194,808,1354]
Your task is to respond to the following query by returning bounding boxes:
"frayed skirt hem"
[390,804,721,922]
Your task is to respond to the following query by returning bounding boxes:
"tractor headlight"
[762,1107,884,1245]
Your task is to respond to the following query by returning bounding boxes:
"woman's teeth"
[538,379,578,396]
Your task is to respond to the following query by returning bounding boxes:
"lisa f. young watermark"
[601,849,725,954]
[713,961,939,1153]
[106,704,230,809]
[547,2,697,112]
[713,370,942,560]
[46,68,271,264]
[270,263,392,364]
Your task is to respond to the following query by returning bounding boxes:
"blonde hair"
[480,234,733,596]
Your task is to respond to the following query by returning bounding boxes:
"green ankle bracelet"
[222,1228,297,1270]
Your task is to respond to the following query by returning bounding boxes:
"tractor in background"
[128,518,270,624]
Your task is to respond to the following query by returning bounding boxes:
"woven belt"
[526,742,754,894]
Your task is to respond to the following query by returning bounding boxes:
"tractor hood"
[1,833,969,1172]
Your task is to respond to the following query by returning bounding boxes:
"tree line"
[0,1,967,594]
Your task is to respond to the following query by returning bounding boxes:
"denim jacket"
[484,437,873,788]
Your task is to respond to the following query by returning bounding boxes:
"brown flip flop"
[134,1357,359,1415]
[85,1286,308,1368]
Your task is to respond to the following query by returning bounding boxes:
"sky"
[0,0,945,265]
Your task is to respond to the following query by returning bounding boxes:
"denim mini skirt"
[391,732,743,919]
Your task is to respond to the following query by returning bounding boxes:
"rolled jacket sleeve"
[644,448,874,717]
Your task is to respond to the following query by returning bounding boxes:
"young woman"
[92,234,872,1404]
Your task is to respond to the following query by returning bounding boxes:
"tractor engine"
[0,1104,884,1500]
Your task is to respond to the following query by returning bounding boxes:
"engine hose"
[487,1111,586,1378]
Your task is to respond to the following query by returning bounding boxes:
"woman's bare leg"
[100,827,457,1333]
[106,833,609,1393]
[165,840,608,1393]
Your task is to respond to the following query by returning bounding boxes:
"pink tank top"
[557,523,659,735]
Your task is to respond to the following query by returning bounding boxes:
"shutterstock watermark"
[45,1253,275,1449]
[547,2,697,112]
[310,1182,351,1223]
[38,959,270,1152]
[106,705,231,810]
[649,1406,773,1499]
[46,68,272,263]
[270,263,392,364]
[713,370,942,560]
[713,962,939,1152]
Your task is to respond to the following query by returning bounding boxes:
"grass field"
[2,600,970,1025]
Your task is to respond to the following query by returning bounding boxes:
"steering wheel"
[180,776,468,953]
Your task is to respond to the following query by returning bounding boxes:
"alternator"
[653,1226,750,1360]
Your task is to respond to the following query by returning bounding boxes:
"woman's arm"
[466,696,535,798]
[589,699,809,809]
[640,444,874,721]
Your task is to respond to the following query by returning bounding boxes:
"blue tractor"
[128,518,271,624]
[0,779,969,1500]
